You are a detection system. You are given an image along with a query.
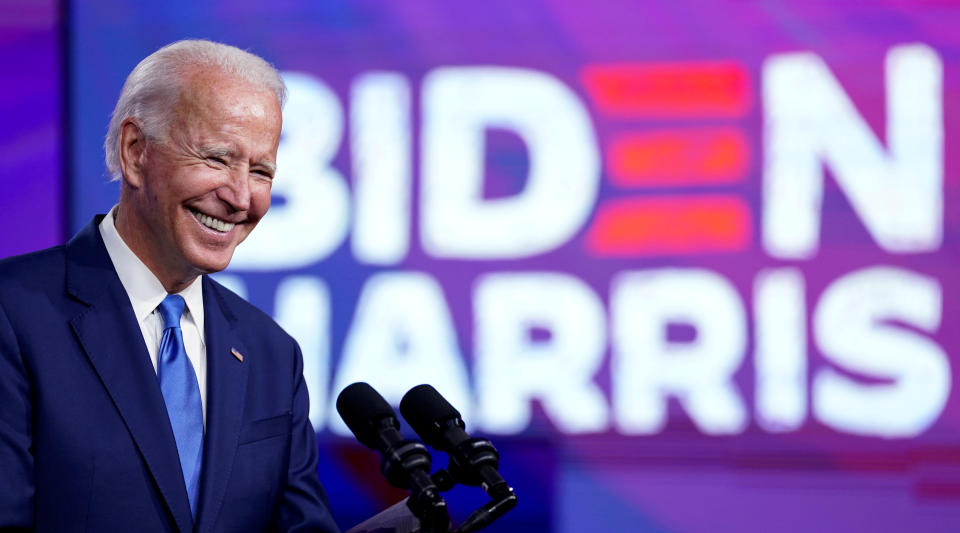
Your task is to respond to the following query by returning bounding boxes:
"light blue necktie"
[157,294,204,517]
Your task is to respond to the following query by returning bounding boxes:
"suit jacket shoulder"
[0,244,68,300]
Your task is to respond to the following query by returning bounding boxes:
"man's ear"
[118,119,147,188]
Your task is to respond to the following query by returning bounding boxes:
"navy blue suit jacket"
[0,217,339,532]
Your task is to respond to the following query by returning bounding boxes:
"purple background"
[0,0,61,258]
[3,1,960,531]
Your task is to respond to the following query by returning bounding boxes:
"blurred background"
[3,0,960,531]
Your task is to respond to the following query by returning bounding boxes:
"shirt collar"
[99,205,205,337]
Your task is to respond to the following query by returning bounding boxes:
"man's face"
[125,70,282,287]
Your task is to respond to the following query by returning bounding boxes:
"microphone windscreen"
[336,382,397,450]
[399,384,462,448]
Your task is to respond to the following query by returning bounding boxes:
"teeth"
[191,210,236,233]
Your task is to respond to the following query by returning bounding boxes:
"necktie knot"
[158,294,186,330]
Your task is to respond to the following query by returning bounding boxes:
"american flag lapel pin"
[231,348,244,362]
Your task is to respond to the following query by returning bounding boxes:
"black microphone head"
[336,382,399,450]
[400,384,464,448]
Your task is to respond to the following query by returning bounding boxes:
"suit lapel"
[66,218,194,533]
[195,278,249,533]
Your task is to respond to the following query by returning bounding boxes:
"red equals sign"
[580,61,753,256]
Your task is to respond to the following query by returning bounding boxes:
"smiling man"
[0,41,339,532]
[114,63,280,292]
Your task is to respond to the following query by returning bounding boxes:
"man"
[0,40,340,532]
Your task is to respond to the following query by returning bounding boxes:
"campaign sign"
[67,2,960,531]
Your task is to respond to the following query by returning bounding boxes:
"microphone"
[400,385,517,533]
[336,382,450,533]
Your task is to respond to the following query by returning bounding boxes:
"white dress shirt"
[99,206,208,424]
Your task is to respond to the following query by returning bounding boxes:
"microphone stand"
[428,436,517,533]
[397,384,518,533]
[373,418,451,533]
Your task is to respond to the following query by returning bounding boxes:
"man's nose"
[221,166,251,212]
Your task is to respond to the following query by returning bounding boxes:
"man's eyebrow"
[200,146,276,173]
[199,146,234,159]
[255,160,277,174]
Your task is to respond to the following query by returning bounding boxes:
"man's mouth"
[189,208,236,233]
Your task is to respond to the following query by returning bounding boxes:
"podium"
[346,498,424,533]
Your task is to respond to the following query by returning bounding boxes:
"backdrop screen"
[64,1,960,531]
[0,0,61,259]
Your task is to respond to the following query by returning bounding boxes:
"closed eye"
[252,161,277,179]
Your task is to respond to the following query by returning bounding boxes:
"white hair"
[103,39,286,180]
